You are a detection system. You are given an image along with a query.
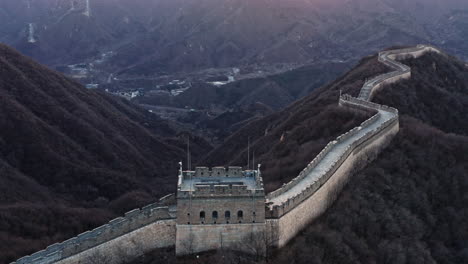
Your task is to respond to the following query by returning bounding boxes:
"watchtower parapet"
[177,165,264,198]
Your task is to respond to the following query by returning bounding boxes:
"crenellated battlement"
[265,111,398,218]
[177,166,264,197]
[12,195,176,264]
[265,99,399,217]
[264,44,442,247]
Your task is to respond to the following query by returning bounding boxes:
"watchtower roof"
[177,166,264,195]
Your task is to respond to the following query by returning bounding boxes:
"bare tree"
[114,244,133,264]
[245,231,267,261]
[237,226,279,263]
[129,236,147,257]
[85,249,113,264]
[180,231,196,255]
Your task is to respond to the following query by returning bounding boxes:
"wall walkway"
[265,45,441,246]
[12,195,177,264]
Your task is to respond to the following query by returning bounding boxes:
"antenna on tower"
[187,136,191,171]
[247,137,250,170]
[252,151,255,171]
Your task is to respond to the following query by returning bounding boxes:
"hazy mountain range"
[1,0,468,77]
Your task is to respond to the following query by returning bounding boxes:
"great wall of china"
[12,45,442,264]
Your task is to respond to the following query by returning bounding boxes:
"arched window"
[225,211,231,219]
[237,210,243,219]
[212,211,218,219]
[200,211,205,220]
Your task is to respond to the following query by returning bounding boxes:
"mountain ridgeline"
[134,61,350,141]
[1,0,468,75]
[0,44,210,263]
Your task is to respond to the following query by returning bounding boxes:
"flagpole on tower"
[252,151,255,171]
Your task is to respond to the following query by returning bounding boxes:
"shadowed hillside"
[134,50,468,264]
[271,116,468,264]
[202,54,388,192]
[269,52,468,264]
[374,52,468,136]
[136,62,350,111]
[0,44,211,263]
[134,61,350,142]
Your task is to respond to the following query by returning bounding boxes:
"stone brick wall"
[12,195,177,264]
[265,105,399,219]
[265,44,441,247]
[270,119,399,246]
[176,223,266,255]
[187,166,247,178]
[265,100,395,203]
[57,219,176,264]
[177,197,266,225]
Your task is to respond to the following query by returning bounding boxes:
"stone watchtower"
[175,164,266,255]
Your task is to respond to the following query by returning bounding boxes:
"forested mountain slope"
[0,44,210,263]
[271,52,468,264]
[202,54,389,192]
[135,50,468,264]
